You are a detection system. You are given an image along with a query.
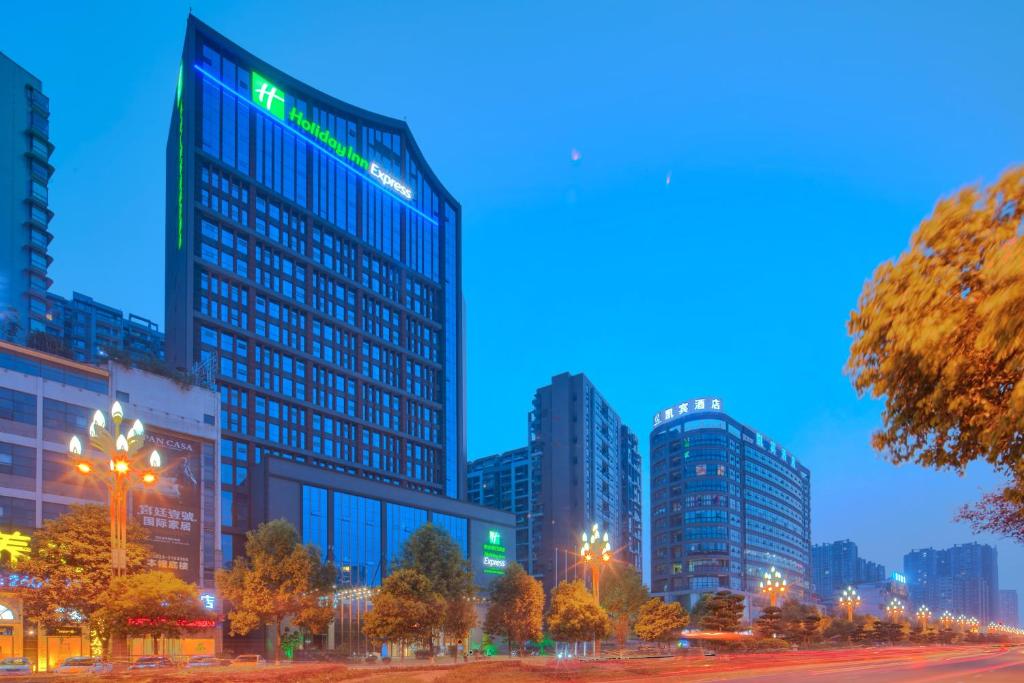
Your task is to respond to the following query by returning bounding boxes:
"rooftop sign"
[251,72,414,200]
[652,397,723,427]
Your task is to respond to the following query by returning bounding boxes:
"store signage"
[0,530,31,565]
[652,397,723,427]
[127,617,217,629]
[249,73,414,200]
[483,530,507,575]
[199,593,216,610]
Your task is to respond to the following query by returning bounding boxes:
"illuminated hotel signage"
[652,397,723,427]
[891,571,907,584]
[251,72,414,200]
[0,530,31,565]
[482,530,507,575]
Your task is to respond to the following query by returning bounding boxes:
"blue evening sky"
[3,1,1022,601]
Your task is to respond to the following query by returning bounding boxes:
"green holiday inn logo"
[252,72,285,120]
[250,71,415,200]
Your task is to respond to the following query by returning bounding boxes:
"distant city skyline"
[1,0,1021,601]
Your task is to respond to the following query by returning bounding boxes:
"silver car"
[0,657,31,675]
[54,656,113,674]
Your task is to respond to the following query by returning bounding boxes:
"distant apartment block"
[812,539,886,602]
[468,372,643,592]
[904,543,999,623]
[45,291,164,363]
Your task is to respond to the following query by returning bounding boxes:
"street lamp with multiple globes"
[579,523,611,657]
[885,597,904,623]
[967,617,980,634]
[939,610,954,630]
[838,586,861,621]
[916,605,932,629]
[68,401,163,577]
[759,566,787,607]
[956,614,968,632]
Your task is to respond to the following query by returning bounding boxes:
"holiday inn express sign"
[251,72,414,200]
[482,529,507,575]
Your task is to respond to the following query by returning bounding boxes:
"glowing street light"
[916,605,932,629]
[579,523,612,656]
[759,566,787,608]
[939,610,954,629]
[886,597,904,623]
[69,401,164,577]
[838,586,861,621]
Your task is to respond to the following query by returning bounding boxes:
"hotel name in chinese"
[652,397,723,427]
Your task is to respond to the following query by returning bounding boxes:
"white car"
[231,654,267,666]
[185,655,222,668]
[54,656,113,674]
[0,657,31,674]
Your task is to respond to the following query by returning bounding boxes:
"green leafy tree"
[547,580,611,645]
[634,598,688,650]
[216,520,335,662]
[697,591,745,632]
[15,504,150,651]
[397,524,476,651]
[363,568,444,661]
[599,565,650,650]
[94,570,210,653]
[483,562,544,655]
[778,599,823,645]
[847,167,1024,532]
[753,606,782,639]
[874,620,906,644]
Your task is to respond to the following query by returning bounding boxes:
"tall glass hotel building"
[649,398,811,613]
[165,17,512,650]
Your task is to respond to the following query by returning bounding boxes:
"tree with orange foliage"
[847,166,1024,537]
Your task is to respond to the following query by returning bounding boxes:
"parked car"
[231,654,267,666]
[54,657,113,674]
[0,657,31,674]
[185,655,222,668]
[128,656,175,670]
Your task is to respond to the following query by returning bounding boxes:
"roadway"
[608,645,1024,682]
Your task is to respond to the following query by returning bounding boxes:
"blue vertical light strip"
[193,64,439,227]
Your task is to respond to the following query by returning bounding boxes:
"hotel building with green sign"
[165,16,511,655]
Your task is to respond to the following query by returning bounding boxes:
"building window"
[385,503,426,570]
[301,485,328,559]
[334,492,382,586]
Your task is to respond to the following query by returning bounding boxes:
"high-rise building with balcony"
[0,52,53,342]
[44,292,164,363]
[468,373,642,592]
[649,398,811,612]
[812,539,886,602]
[999,589,1019,627]
[904,543,999,623]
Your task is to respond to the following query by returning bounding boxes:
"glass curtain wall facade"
[166,17,465,559]
[649,398,811,610]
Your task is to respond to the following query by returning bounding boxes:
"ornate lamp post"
[915,605,932,629]
[579,523,611,656]
[956,614,968,632]
[68,401,163,577]
[885,597,904,623]
[838,586,861,621]
[759,566,787,608]
[967,617,979,634]
[939,610,954,630]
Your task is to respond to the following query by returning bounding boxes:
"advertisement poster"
[131,427,204,584]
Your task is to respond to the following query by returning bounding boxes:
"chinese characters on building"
[652,397,723,426]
